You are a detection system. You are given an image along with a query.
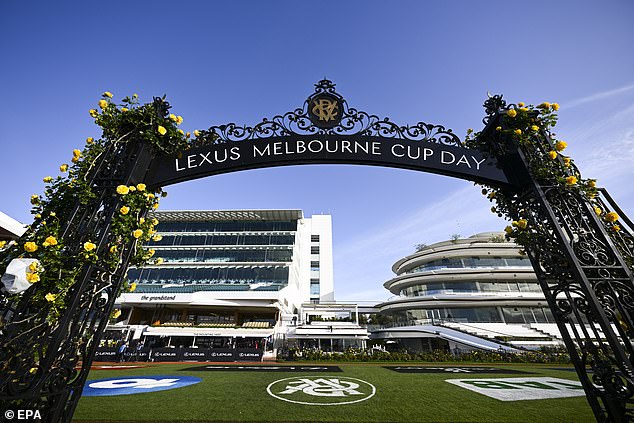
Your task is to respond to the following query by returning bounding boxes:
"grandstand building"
[105,209,339,361]
[371,232,567,352]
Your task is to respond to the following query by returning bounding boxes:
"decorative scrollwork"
[195,79,462,147]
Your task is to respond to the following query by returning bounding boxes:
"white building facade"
[106,210,334,360]
[372,232,566,352]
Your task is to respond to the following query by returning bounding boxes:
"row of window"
[402,257,532,275]
[127,266,289,285]
[399,281,542,296]
[391,306,556,324]
[151,248,293,264]
[310,278,320,296]
[155,220,297,233]
[149,234,296,247]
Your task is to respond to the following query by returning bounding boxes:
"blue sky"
[1,0,633,302]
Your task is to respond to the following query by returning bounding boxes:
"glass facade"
[399,280,542,296]
[127,217,297,289]
[391,306,556,324]
[402,256,532,275]
[149,234,295,247]
[144,248,293,264]
[155,220,297,233]
[128,266,289,285]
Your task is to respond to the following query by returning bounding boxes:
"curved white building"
[372,232,565,351]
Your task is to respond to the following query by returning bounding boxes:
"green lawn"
[73,362,595,423]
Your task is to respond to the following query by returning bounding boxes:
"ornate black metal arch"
[0,80,633,423]
[194,79,463,144]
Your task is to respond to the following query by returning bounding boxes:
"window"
[311,246,320,254]
[310,284,320,296]
[310,261,320,271]
[311,235,320,242]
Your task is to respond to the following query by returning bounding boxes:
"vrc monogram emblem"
[267,376,376,405]
[307,94,341,129]
[311,98,339,122]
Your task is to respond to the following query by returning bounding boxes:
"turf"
[73,362,595,423]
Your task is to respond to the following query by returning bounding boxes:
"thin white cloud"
[334,186,505,302]
[565,82,634,109]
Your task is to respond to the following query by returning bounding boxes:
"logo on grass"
[82,375,201,396]
[267,376,375,405]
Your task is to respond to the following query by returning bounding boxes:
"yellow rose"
[152,235,163,241]
[60,164,68,172]
[193,130,201,137]
[157,125,167,135]
[110,245,118,254]
[177,129,184,135]
[156,258,164,265]
[565,176,578,185]
[152,203,159,210]
[176,115,183,125]
[605,212,619,223]
[0,240,7,249]
[136,183,146,191]
[43,236,58,247]
[594,207,602,215]
[563,158,571,167]
[116,185,129,195]
[43,176,53,183]
[531,125,539,131]
[111,309,122,319]
[50,212,56,217]
[28,262,38,272]
[86,137,94,144]
[147,249,155,257]
[551,103,560,111]
[98,99,108,110]
[152,218,159,226]
[517,219,528,230]
[139,217,145,224]
[186,132,191,138]
[588,180,597,188]
[45,293,57,302]
[169,113,177,122]
[507,109,517,118]
[514,129,522,135]
[26,272,40,283]
[103,91,113,98]
[84,241,96,251]
[35,213,41,219]
[128,185,136,192]
[73,149,81,157]
[538,102,551,109]
[517,102,525,107]
[24,242,38,252]
[89,109,99,117]
[613,225,621,232]
[133,229,143,238]
[121,107,129,112]
[71,156,79,163]
[120,206,130,215]
[31,195,39,204]
[555,141,567,152]
[129,282,137,292]
[504,226,513,234]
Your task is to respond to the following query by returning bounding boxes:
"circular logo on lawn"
[266,376,376,405]
[82,375,201,396]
